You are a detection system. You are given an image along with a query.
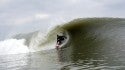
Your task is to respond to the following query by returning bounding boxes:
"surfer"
[56,35,67,48]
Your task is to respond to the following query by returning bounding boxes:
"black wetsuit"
[57,35,67,45]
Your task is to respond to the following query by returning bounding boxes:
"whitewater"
[0,39,29,55]
[0,23,69,55]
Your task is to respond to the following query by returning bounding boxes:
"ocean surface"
[1,18,125,70]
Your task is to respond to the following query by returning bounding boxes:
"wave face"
[1,18,125,55]
[61,18,125,62]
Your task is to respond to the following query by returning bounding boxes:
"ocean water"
[1,18,125,70]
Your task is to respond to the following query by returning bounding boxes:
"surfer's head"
[57,35,67,45]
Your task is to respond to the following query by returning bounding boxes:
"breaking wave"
[0,18,125,55]
[0,23,70,55]
[0,39,29,55]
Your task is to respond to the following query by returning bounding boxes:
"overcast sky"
[0,0,125,40]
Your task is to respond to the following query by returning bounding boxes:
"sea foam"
[0,39,29,55]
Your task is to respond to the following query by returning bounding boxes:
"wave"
[0,25,70,55]
[0,18,125,55]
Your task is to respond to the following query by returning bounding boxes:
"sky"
[0,0,125,40]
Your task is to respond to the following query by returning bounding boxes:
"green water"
[1,18,125,70]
